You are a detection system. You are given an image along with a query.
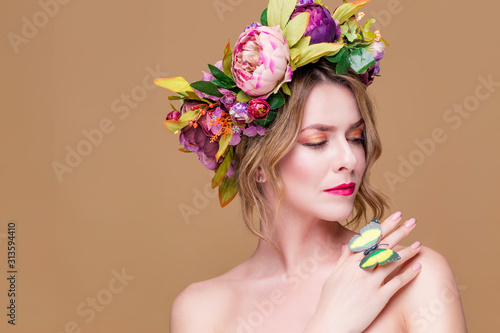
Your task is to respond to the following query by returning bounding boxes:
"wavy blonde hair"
[233,59,389,245]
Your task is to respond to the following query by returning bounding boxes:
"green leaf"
[260,8,268,26]
[212,79,236,89]
[341,17,358,42]
[215,132,233,162]
[325,47,346,63]
[267,91,285,110]
[170,102,178,111]
[349,48,375,74]
[190,81,223,97]
[268,0,296,28]
[332,0,369,24]
[212,147,233,189]
[208,64,236,86]
[254,110,278,127]
[237,90,251,102]
[283,12,310,48]
[218,176,238,207]
[335,49,350,74]
[222,41,233,76]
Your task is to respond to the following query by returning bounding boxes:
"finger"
[380,258,422,300]
[379,211,403,238]
[373,240,422,276]
[381,217,417,249]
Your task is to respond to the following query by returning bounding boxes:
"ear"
[255,165,267,183]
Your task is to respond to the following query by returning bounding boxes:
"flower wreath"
[155,0,387,207]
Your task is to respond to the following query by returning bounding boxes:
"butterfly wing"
[359,248,401,269]
[348,218,382,252]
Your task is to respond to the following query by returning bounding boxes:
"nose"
[331,137,358,173]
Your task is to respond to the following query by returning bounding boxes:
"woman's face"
[276,82,367,222]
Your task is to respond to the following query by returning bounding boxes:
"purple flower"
[247,99,270,120]
[243,122,266,137]
[357,64,376,86]
[229,102,252,123]
[179,123,220,170]
[367,41,385,62]
[220,91,237,110]
[226,161,235,178]
[291,1,340,44]
[232,25,292,97]
[229,125,242,146]
[166,110,180,121]
[245,22,261,31]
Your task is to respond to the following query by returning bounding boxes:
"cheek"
[278,147,325,188]
[355,146,367,174]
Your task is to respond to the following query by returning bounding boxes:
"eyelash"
[303,137,367,149]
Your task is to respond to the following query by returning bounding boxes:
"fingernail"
[404,218,416,228]
[412,263,422,271]
[411,241,421,249]
[341,243,345,253]
[391,211,402,220]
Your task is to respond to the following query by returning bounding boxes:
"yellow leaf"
[154,77,194,93]
[294,36,311,50]
[237,90,251,102]
[281,82,291,95]
[290,36,311,67]
[296,43,344,67]
[163,109,200,133]
[283,12,310,48]
[267,0,297,28]
[216,133,232,162]
[332,0,370,24]
[222,41,233,76]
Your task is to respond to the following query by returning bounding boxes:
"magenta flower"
[166,110,180,121]
[247,99,270,120]
[292,0,341,44]
[231,24,292,98]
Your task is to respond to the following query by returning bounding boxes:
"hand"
[304,212,422,333]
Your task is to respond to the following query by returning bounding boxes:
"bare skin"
[170,216,467,332]
[170,83,467,332]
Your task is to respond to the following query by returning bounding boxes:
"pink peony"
[231,25,293,98]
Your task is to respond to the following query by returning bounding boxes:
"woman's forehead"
[301,82,362,129]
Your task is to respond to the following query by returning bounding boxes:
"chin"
[316,197,356,221]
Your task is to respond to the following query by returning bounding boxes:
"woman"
[159,1,467,331]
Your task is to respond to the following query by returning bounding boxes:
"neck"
[250,206,351,276]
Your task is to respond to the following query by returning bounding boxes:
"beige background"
[1,0,498,332]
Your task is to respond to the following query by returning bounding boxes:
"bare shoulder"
[393,244,467,332]
[169,266,246,332]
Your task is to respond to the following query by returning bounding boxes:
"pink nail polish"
[404,218,416,228]
[392,211,402,220]
[412,263,422,271]
[411,241,421,249]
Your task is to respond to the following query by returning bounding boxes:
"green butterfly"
[348,217,401,269]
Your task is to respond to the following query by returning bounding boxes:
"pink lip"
[324,182,356,196]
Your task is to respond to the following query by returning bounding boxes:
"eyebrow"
[300,118,365,132]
